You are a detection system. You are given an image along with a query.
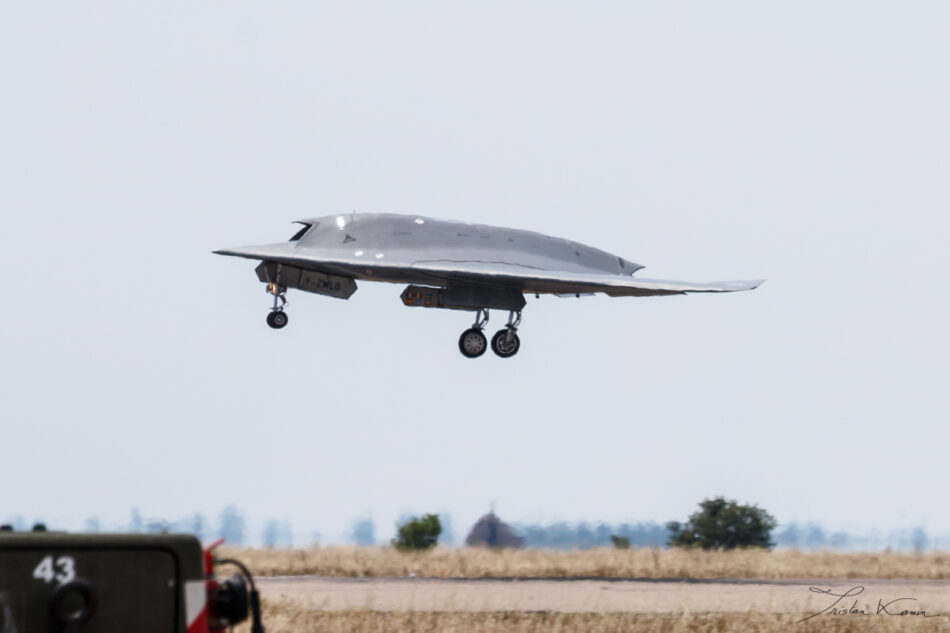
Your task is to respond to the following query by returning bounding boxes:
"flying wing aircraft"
[214,213,763,358]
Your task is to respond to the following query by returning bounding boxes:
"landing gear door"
[254,262,357,299]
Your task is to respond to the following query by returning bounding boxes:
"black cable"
[213,558,256,593]
[214,558,264,633]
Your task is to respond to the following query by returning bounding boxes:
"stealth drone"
[214,214,762,358]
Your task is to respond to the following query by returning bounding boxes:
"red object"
[187,607,209,633]
[205,538,225,576]
[202,538,227,632]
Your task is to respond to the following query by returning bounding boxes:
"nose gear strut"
[265,282,288,329]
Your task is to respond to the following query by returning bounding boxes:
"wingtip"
[728,279,765,292]
[212,246,266,259]
[701,279,765,292]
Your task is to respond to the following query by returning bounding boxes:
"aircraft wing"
[214,244,762,297]
[408,260,764,296]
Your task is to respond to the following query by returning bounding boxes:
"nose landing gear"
[490,311,521,358]
[266,283,288,329]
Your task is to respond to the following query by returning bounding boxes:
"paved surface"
[258,576,950,614]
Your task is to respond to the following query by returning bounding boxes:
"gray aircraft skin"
[214,213,763,358]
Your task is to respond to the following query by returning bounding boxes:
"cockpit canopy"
[288,222,315,241]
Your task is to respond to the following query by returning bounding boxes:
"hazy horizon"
[6,504,948,554]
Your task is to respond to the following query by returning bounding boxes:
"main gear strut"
[490,310,521,358]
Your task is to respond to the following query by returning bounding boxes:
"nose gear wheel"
[266,311,288,329]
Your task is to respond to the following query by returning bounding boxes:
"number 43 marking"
[33,556,76,584]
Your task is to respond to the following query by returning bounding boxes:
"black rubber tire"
[491,329,520,358]
[458,328,488,358]
[266,311,288,329]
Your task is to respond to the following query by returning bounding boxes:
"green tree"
[610,535,630,549]
[392,514,442,551]
[666,497,777,550]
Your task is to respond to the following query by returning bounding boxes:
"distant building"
[465,512,523,548]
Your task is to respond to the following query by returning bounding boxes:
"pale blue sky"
[1,1,948,544]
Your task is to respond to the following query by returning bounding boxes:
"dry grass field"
[221,545,950,579]
[237,603,950,633]
[224,547,950,632]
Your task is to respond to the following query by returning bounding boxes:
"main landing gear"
[458,310,522,359]
[458,309,489,358]
[491,311,521,358]
[265,282,288,329]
